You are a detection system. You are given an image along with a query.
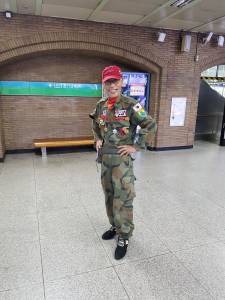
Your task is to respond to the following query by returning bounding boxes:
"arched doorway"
[195,64,225,146]
[0,49,160,153]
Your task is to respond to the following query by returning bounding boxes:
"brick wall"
[0,13,225,157]
[0,54,135,150]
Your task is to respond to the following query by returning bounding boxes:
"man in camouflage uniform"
[90,66,157,260]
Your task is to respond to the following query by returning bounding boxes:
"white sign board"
[130,85,145,96]
[170,97,187,126]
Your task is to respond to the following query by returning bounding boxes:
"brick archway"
[189,52,225,148]
[199,55,225,74]
[0,32,162,111]
[0,32,163,70]
[0,32,163,159]
[0,33,163,104]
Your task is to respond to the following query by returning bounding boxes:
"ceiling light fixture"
[202,32,213,45]
[157,32,166,42]
[4,11,12,18]
[170,0,195,8]
[181,33,192,52]
[217,36,224,47]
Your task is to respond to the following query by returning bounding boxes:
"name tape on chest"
[115,109,127,117]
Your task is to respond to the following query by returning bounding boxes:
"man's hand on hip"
[96,140,103,151]
[117,145,137,156]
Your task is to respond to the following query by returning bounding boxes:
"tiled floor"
[0,140,225,299]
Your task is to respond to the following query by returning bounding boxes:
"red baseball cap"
[102,65,122,83]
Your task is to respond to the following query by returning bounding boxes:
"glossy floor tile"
[0,284,45,300]
[0,140,224,299]
[115,253,213,300]
[45,267,128,300]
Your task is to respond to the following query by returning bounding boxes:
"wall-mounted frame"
[170,97,187,127]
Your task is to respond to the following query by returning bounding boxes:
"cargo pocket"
[121,175,136,199]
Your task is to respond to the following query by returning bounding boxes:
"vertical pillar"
[0,103,5,162]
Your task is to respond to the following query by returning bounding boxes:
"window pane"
[217,65,225,77]
[201,66,217,77]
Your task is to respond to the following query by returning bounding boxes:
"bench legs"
[41,147,47,158]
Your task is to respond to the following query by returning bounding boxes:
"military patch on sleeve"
[133,103,147,118]
[133,103,142,112]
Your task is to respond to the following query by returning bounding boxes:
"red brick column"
[0,112,5,161]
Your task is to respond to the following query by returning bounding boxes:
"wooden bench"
[33,136,95,157]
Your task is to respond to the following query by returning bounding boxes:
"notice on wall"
[170,97,187,126]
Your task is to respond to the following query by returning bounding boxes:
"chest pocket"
[99,106,131,141]
[112,121,130,141]
[113,109,130,137]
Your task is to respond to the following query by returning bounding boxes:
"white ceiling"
[1,0,225,34]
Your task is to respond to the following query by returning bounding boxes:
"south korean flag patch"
[133,103,142,112]
[133,103,147,118]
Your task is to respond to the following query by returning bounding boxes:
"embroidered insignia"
[100,115,108,121]
[133,103,142,112]
[99,119,105,126]
[138,108,147,118]
[119,127,129,136]
[115,109,127,117]
[133,103,147,118]
[113,117,128,121]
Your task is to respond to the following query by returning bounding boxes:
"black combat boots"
[115,237,129,260]
[102,226,116,240]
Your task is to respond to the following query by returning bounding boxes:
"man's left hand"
[117,145,137,156]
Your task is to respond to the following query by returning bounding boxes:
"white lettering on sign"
[115,110,127,117]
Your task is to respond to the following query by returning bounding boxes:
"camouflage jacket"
[90,94,157,149]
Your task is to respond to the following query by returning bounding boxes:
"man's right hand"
[96,140,103,151]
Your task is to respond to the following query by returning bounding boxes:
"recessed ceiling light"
[218,36,224,47]
[4,11,12,18]
[170,0,195,8]
[202,32,213,44]
[157,32,166,42]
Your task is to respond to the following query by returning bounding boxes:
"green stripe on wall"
[0,81,102,97]
[0,87,102,97]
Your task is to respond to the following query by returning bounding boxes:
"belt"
[101,147,120,155]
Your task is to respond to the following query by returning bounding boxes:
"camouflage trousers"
[101,154,136,239]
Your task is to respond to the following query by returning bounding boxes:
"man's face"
[103,78,123,98]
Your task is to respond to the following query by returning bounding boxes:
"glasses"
[104,79,121,85]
